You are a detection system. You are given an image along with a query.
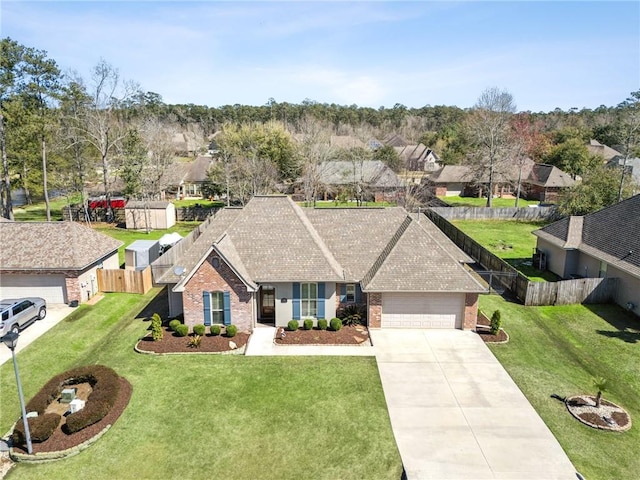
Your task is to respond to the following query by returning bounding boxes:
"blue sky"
[2,1,639,112]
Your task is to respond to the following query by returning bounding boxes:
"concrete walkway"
[370,329,578,480]
[0,304,74,366]
[244,325,374,356]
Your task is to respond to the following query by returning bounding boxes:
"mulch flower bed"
[11,377,132,455]
[275,325,370,345]
[475,315,509,343]
[565,395,632,431]
[136,327,249,354]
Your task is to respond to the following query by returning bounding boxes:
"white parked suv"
[0,297,47,337]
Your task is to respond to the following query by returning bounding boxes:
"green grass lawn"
[171,198,225,208]
[12,195,81,221]
[479,295,640,479]
[452,219,557,281]
[0,290,402,480]
[92,222,199,266]
[439,195,541,208]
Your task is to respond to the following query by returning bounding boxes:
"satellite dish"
[173,265,186,276]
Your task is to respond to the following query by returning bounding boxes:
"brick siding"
[368,292,382,328]
[182,253,253,332]
[463,293,479,330]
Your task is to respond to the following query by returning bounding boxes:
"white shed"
[125,201,176,230]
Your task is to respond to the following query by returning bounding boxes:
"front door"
[260,286,276,323]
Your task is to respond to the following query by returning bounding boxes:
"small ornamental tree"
[490,310,502,335]
[593,377,608,408]
[151,313,163,341]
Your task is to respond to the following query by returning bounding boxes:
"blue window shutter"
[292,282,301,320]
[223,291,231,325]
[355,284,361,303]
[317,282,325,319]
[203,292,211,326]
[340,284,347,303]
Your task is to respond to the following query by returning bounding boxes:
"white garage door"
[0,274,67,304]
[382,293,463,328]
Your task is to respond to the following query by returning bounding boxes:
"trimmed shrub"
[226,324,238,337]
[193,324,206,336]
[330,317,342,331]
[490,310,502,335]
[12,413,61,445]
[188,335,202,348]
[303,319,313,330]
[287,320,299,331]
[169,319,181,332]
[210,324,221,336]
[151,313,163,341]
[175,324,189,337]
[317,318,328,330]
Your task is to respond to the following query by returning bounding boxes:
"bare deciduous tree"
[465,87,517,207]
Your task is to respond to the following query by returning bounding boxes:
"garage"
[0,274,67,304]
[381,293,464,328]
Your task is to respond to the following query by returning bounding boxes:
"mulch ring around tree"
[475,315,509,343]
[10,377,132,456]
[565,395,632,432]
[275,325,370,345]
[136,327,249,354]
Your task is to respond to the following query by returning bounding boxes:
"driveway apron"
[371,329,577,480]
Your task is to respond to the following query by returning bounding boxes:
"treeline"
[1,36,638,221]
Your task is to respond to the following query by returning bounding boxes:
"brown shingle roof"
[0,222,122,270]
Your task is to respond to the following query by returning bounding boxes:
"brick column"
[463,293,479,330]
[65,277,81,305]
[368,292,382,328]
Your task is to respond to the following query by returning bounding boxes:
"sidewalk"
[244,326,375,356]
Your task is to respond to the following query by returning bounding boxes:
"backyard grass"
[439,195,541,208]
[12,195,81,222]
[0,290,402,480]
[299,200,396,208]
[92,222,199,265]
[452,219,557,281]
[171,198,225,208]
[479,294,640,480]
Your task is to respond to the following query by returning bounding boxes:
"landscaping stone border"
[9,425,111,464]
[134,341,246,355]
[566,395,632,432]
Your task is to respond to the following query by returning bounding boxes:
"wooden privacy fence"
[97,266,153,294]
[425,208,618,307]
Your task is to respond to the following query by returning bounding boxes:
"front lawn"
[452,219,557,281]
[439,195,541,208]
[479,295,640,479]
[0,290,402,479]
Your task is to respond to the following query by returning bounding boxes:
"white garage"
[0,274,67,304]
[381,293,464,328]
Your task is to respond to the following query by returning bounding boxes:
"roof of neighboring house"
[156,196,484,293]
[587,139,622,162]
[317,160,405,188]
[394,144,439,162]
[183,156,214,183]
[383,133,409,147]
[0,222,122,271]
[125,201,173,210]
[525,163,576,188]
[534,194,640,278]
[330,135,366,149]
[426,165,475,183]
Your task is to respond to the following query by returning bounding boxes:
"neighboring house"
[172,132,201,156]
[0,222,122,304]
[152,196,484,332]
[313,160,405,202]
[607,156,640,187]
[163,156,214,199]
[424,161,575,201]
[395,144,441,172]
[125,201,176,230]
[330,135,366,149]
[587,139,622,163]
[533,194,640,314]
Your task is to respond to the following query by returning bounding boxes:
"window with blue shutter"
[340,284,347,303]
[355,284,362,303]
[317,282,325,319]
[203,292,211,326]
[223,291,231,325]
[292,282,301,320]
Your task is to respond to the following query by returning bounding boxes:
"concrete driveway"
[370,329,578,480]
[0,304,74,366]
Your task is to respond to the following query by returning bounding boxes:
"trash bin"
[69,300,79,307]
